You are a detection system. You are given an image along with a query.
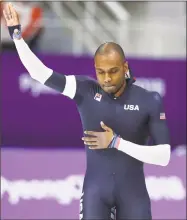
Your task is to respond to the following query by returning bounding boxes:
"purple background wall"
[1,52,186,219]
[1,52,186,148]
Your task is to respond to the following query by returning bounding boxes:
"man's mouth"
[103,85,115,88]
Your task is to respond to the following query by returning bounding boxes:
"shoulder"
[75,75,98,87]
[132,84,161,97]
[130,84,162,106]
[73,75,100,102]
[130,84,150,97]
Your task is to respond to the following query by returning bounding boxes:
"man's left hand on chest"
[82,121,115,149]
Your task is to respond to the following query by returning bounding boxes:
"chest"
[78,92,149,135]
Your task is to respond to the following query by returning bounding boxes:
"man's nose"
[104,74,111,83]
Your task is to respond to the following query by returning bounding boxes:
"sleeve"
[44,73,93,101]
[14,38,92,101]
[148,92,170,145]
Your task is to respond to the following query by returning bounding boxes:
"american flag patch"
[94,93,102,102]
[160,113,166,120]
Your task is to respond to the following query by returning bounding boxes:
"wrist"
[8,25,22,40]
[113,136,121,149]
[109,133,121,149]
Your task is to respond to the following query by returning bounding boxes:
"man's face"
[94,51,128,94]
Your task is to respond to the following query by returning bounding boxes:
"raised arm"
[3,2,87,100]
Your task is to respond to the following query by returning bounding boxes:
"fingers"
[100,121,112,132]
[3,2,18,23]
[82,138,98,146]
[85,141,98,148]
[89,146,98,149]
[6,3,12,19]
[82,137,97,142]
[3,9,10,21]
[82,137,98,148]
[84,131,98,136]
[85,141,98,146]
[3,3,12,21]
[9,3,17,19]
[89,146,106,150]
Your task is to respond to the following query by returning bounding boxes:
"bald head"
[94,42,125,62]
[94,42,128,96]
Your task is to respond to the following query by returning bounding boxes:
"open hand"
[3,2,20,26]
[82,121,114,149]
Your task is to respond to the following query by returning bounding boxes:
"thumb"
[100,121,111,132]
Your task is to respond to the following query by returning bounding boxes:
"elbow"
[29,69,52,85]
[30,73,40,82]
[25,67,53,85]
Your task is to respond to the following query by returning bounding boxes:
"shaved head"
[94,42,128,96]
[94,42,125,62]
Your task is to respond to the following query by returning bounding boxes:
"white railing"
[38,16,186,58]
[44,1,185,57]
[1,1,185,58]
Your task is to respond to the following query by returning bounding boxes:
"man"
[3,3,171,220]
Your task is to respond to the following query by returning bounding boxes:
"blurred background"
[1,1,186,220]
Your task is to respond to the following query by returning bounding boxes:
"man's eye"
[110,69,118,73]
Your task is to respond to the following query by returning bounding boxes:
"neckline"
[102,83,132,101]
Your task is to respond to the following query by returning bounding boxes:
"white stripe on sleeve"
[62,75,77,99]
